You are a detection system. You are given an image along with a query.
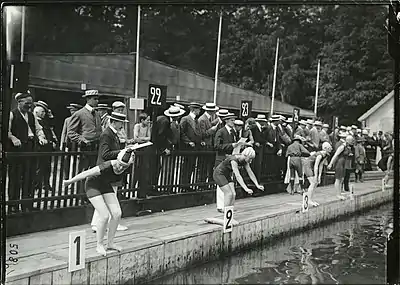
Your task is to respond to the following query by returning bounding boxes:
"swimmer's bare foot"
[96,244,107,256]
[107,243,122,252]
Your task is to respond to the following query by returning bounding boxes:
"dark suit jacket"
[97,126,121,165]
[198,113,216,148]
[67,106,102,144]
[180,114,202,148]
[152,115,172,154]
[265,125,281,153]
[214,126,236,165]
[169,120,181,149]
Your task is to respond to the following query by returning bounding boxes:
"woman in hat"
[285,135,311,195]
[206,147,264,225]
[303,142,333,206]
[354,136,367,182]
[327,133,352,200]
[63,148,136,256]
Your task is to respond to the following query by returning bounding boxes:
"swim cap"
[241,147,256,159]
[322,142,332,152]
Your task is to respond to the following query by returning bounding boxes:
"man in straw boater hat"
[91,112,132,233]
[96,103,111,131]
[67,89,102,153]
[294,119,307,139]
[8,91,47,212]
[252,114,268,179]
[215,109,229,131]
[103,101,134,147]
[180,102,205,191]
[198,102,220,181]
[310,120,323,151]
[214,112,250,212]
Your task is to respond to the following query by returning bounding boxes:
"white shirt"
[85,104,94,113]
[8,107,45,141]
[255,122,262,132]
[109,124,118,134]
[189,112,196,120]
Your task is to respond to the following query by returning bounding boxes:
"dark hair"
[122,149,133,163]
[139,112,148,122]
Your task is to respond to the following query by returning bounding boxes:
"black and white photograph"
[1,2,399,284]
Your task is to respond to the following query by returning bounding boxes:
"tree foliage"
[21,4,393,123]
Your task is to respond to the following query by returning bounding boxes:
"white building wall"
[364,96,394,133]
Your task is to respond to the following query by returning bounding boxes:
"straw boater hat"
[299,120,307,126]
[322,123,329,128]
[357,128,361,133]
[15,90,32,101]
[67,103,83,110]
[202,102,219,112]
[351,125,357,130]
[286,117,293,123]
[234,119,244,126]
[340,125,347,131]
[216,109,229,117]
[35,100,49,112]
[255,114,268,122]
[174,103,185,110]
[96,103,110,110]
[222,113,236,121]
[313,121,323,127]
[306,119,314,125]
[188,102,202,109]
[112,101,126,109]
[362,129,368,135]
[346,126,352,131]
[293,135,305,142]
[270,115,281,122]
[164,106,185,117]
[83,89,99,98]
[108,112,129,123]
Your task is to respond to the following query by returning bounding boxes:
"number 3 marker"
[302,192,309,213]
[223,206,234,233]
[68,230,86,272]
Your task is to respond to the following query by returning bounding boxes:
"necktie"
[230,130,236,142]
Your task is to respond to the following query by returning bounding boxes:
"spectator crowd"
[6,89,394,213]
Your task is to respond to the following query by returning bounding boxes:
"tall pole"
[213,12,223,104]
[20,6,25,62]
[314,59,321,118]
[134,5,141,123]
[270,37,279,115]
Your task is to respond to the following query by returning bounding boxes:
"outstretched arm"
[328,145,344,168]
[231,161,253,194]
[63,166,101,187]
[244,163,263,190]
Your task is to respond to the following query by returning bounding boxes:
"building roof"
[357,90,394,122]
[26,53,314,117]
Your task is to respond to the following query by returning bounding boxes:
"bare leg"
[103,193,122,252]
[335,179,346,200]
[307,177,318,206]
[88,195,110,256]
[229,183,239,225]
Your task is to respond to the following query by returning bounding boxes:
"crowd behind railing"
[4,89,394,215]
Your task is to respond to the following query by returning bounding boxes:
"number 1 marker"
[68,230,86,272]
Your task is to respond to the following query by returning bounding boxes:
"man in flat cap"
[8,91,47,212]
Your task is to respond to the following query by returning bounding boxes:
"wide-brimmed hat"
[255,114,268,122]
[67,103,83,110]
[270,115,282,122]
[82,89,100,98]
[34,100,49,112]
[96,103,110,110]
[222,113,236,121]
[299,120,307,126]
[216,109,230,117]
[112,101,126,109]
[108,112,129,123]
[15,90,32,101]
[306,119,314,125]
[174,103,185,110]
[313,121,323,127]
[322,123,329,128]
[202,102,219,111]
[164,106,185,117]
[234,119,244,126]
[188,102,202,109]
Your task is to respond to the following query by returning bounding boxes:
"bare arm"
[231,161,252,193]
[244,163,262,188]
[64,166,101,186]
[328,145,344,167]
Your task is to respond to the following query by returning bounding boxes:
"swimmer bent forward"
[63,148,135,256]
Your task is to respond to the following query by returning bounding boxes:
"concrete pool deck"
[5,178,393,285]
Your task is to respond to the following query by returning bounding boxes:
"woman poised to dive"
[303,142,333,206]
[206,147,264,225]
[63,148,135,256]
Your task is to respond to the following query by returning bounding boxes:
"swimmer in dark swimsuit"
[63,148,135,256]
[206,147,264,225]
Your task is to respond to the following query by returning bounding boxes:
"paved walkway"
[5,176,391,282]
